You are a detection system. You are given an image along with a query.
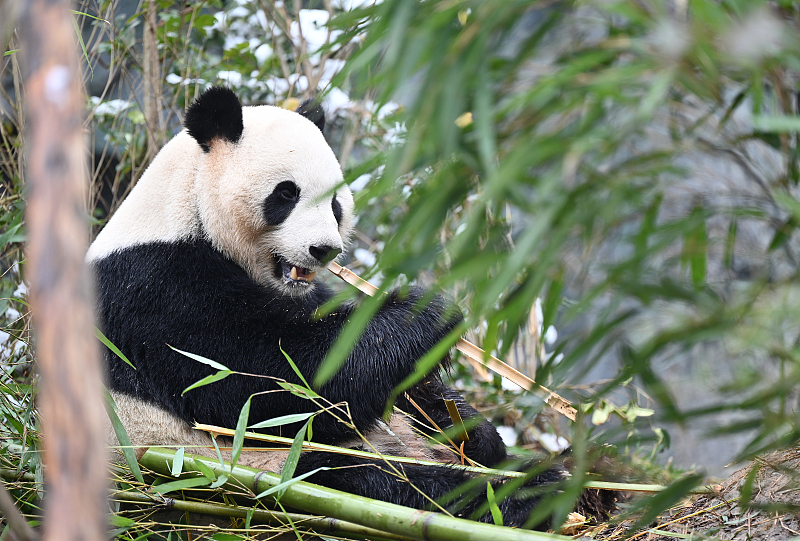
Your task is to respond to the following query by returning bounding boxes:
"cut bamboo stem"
[327,262,578,421]
[140,447,570,541]
[112,490,416,541]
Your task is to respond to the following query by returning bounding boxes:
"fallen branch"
[327,262,577,421]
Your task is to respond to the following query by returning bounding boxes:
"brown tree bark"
[142,0,162,163]
[19,2,107,541]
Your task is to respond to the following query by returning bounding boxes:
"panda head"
[184,87,354,295]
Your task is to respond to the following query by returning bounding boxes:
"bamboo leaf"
[280,345,311,389]
[486,483,503,526]
[211,534,244,541]
[193,457,217,481]
[209,474,229,489]
[752,115,800,132]
[182,370,232,395]
[0,222,23,249]
[96,327,135,370]
[169,345,231,371]
[104,391,144,483]
[277,380,320,400]
[211,435,226,467]
[231,395,252,468]
[625,474,704,532]
[151,476,211,494]
[254,467,329,500]
[109,516,135,527]
[249,412,316,429]
[277,419,311,500]
[171,447,185,477]
[70,14,92,75]
[314,291,383,386]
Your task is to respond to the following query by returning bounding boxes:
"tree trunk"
[19,2,108,541]
[142,0,162,163]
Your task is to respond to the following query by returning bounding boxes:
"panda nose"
[309,245,342,264]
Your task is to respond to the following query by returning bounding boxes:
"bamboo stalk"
[111,491,415,541]
[140,447,570,541]
[0,463,713,496]
[193,423,503,475]
[327,262,578,421]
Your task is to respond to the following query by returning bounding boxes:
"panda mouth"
[275,257,317,285]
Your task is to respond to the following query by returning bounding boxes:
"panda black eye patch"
[332,195,342,226]
[263,181,300,226]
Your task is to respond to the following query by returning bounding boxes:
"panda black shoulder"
[184,86,244,152]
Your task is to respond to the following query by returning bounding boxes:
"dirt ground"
[590,448,800,541]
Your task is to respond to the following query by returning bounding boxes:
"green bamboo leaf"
[752,115,800,132]
[249,412,316,429]
[169,345,230,371]
[3,49,19,56]
[0,222,23,249]
[314,291,383,386]
[739,463,761,508]
[192,457,216,481]
[70,15,92,76]
[691,221,707,288]
[109,516,135,527]
[277,380,320,400]
[70,9,109,22]
[280,345,311,389]
[170,447,185,477]
[254,467,329,500]
[96,327,135,370]
[724,218,737,269]
[104,391,144,483]
[231,396,252,468]
[209,474,229,489]
[486,483,503,526]
[277,419,311,500]
[211,534,244,541]
[151,476,210,494]
[625,474,704,532]
[211,435,226,467]
[182,370,232,395]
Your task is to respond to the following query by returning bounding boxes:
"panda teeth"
[289,266,316,283]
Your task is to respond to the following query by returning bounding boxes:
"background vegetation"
[2,0,800,538]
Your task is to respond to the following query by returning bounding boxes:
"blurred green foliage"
[327,0,800,464]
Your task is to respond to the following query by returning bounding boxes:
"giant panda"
[88,86,614,529]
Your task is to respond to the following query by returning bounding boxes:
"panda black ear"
[184,86,244,152]
[296,98,325,133]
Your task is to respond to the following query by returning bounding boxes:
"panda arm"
[276,287,464,442]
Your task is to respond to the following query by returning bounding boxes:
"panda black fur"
[89,87,614,529]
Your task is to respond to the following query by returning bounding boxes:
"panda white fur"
[89,87,614,529]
